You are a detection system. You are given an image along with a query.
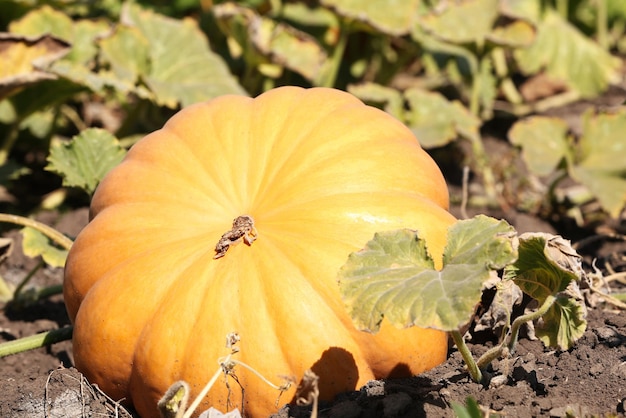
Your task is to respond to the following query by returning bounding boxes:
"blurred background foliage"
[0,0,624,223]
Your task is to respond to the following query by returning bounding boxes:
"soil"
[1,96,626,417]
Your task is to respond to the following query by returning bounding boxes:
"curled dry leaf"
[158,381,190,418]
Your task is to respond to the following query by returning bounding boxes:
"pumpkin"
[64,86,456,418]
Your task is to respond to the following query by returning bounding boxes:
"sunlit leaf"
[570,109,626,217]
[251,18,327,82]
[508,116,570,176]
[514,10,622,98]
[46,128,126,195]
[418,0,499,44]
[0,33,70,100]
[21,227,68,268]
[347,83,404,120]
[339,216,517,332]
[9,5,109,64]
[99,26,150,84]
[488,20,536,47]
[404,89,481,148]
[123,3,246,107]
[321,0,421,35]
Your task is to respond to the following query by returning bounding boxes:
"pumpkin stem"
[213,215,257,259]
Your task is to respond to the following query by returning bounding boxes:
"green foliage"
[46,128,125,196]
[509,110,626,218]
[339,216,517,332]
[0,0,624,219]
[339,216,588,382]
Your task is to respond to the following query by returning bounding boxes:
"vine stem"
[0,213,73,250]
[508,294,556,352]
[0,326,73,357]
[450,330,482,383]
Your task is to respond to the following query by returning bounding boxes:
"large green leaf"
[123,3,246,107]
[46,128,126,195]
[99,26,150,85]
[321,0,421,35]
[514,10,621,98]
[339,216,517,332]
[404,89,481,148]
[570,109,626,217]
[508,116,570,177]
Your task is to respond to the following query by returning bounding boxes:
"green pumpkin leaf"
[570,109,626,218]
[251,17,327,82]
[404,89,481,148]
[339,216,517,333]
[46,128,126,195]
[514,10,621,98]
[418,0,499,44]
[99,26,150,85]
[508,116,570,177]
[321,0,421,35]
[21,227,68,268]
[347,83,404,121]
[123,3,246,107]
[505,233,583,303]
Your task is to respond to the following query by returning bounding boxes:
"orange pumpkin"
[64,86,456,417]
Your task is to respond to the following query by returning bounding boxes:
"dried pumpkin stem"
[0,213,73,250]
[0,325,73,357]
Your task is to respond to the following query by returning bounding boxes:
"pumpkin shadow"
[299,347,359,403]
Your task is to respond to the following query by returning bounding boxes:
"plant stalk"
[508,294,556,352]
[450,330,482,383]
[0,326,73,357]
[0,214,73,250]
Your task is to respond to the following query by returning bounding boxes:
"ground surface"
[0,96,625,417]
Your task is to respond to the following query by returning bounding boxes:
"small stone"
[360,380,385,398]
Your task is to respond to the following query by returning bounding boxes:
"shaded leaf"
[21,227,68,268]
[123,3,246,107]
[508,116,570,176]
[404,89,481,148]
[46,128,126,195]
[505,233,582,303]
[514,10,622,98]
[321,0,421,36]
[570,109,626,217]
[535,284,587,350]
[339,216,518,333]
[0,33,70,100]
